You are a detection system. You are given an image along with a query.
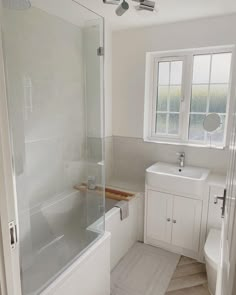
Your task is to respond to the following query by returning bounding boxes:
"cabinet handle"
[167,218,171,222]
[173,219,177,224]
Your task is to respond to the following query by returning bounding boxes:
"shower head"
[2,0,31,10]
[115,0,129,16]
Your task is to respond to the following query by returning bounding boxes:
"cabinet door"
[146,190,173,244]
[172,196,202,252]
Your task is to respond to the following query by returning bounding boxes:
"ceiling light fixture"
[116,0,129,16]
[103,0,156,16]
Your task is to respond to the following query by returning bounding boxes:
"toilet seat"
[204,229,221,269]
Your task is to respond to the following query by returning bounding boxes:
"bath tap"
[176,152,185,168]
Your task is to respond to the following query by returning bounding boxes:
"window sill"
[144,137,226,150]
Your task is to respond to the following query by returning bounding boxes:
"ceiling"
[31,0,101,27]
[73,0,236,30]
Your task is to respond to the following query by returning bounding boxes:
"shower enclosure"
[0,0,105,294]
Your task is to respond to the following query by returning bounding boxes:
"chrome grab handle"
[214,189,226,218]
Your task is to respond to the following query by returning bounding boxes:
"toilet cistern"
[176,152,185,168]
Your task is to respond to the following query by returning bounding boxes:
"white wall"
[113,14,236,138]
[110,14,236,184]
[3,7,87,209]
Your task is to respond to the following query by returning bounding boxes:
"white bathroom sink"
[147,162,209,180]
[146,162,210,198]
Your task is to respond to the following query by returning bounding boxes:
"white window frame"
[144,45,235,148]
[151,56,186,140]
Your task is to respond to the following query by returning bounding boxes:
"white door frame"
[0,219,7,295]
[0,14,22,295]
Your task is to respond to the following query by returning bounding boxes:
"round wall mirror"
[203,113,221,133]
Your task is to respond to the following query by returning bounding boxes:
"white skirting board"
[41,232,111,295]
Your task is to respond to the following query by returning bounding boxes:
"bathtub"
[19,189,108,295]
[90,191,144,270]
[42,232,110,295]
[41,189,143,295]
[20,188,143,295]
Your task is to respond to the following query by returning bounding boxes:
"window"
[144,46,233,147]
[189,53,231,144]
[155,59,183,136]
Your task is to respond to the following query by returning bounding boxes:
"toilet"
[204,229,221,295]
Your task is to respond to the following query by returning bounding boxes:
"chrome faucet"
[176,152,185,168]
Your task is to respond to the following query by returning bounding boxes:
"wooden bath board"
[74,184,134,202]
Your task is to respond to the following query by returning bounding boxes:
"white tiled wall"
[107,136,228,189]
[3,7,86,210]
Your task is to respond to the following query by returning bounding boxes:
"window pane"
[207,115,225,144]
[157,86,168,111]
[189,114,205,141]
[156,113,167,134]
[191,85,208,113]
[211,53,232,83]
[168,114,179,135]
[158,62,169,85]
[169,86,181,112]
[193,55,211,84]
[209,84,228,113]
[170,61,183,85]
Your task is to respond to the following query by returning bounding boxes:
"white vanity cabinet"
[145,190,202,254]
[144,163,226,260]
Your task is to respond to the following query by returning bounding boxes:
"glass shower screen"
[1,1,105,294]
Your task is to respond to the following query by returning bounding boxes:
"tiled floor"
[166,256,211,295]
